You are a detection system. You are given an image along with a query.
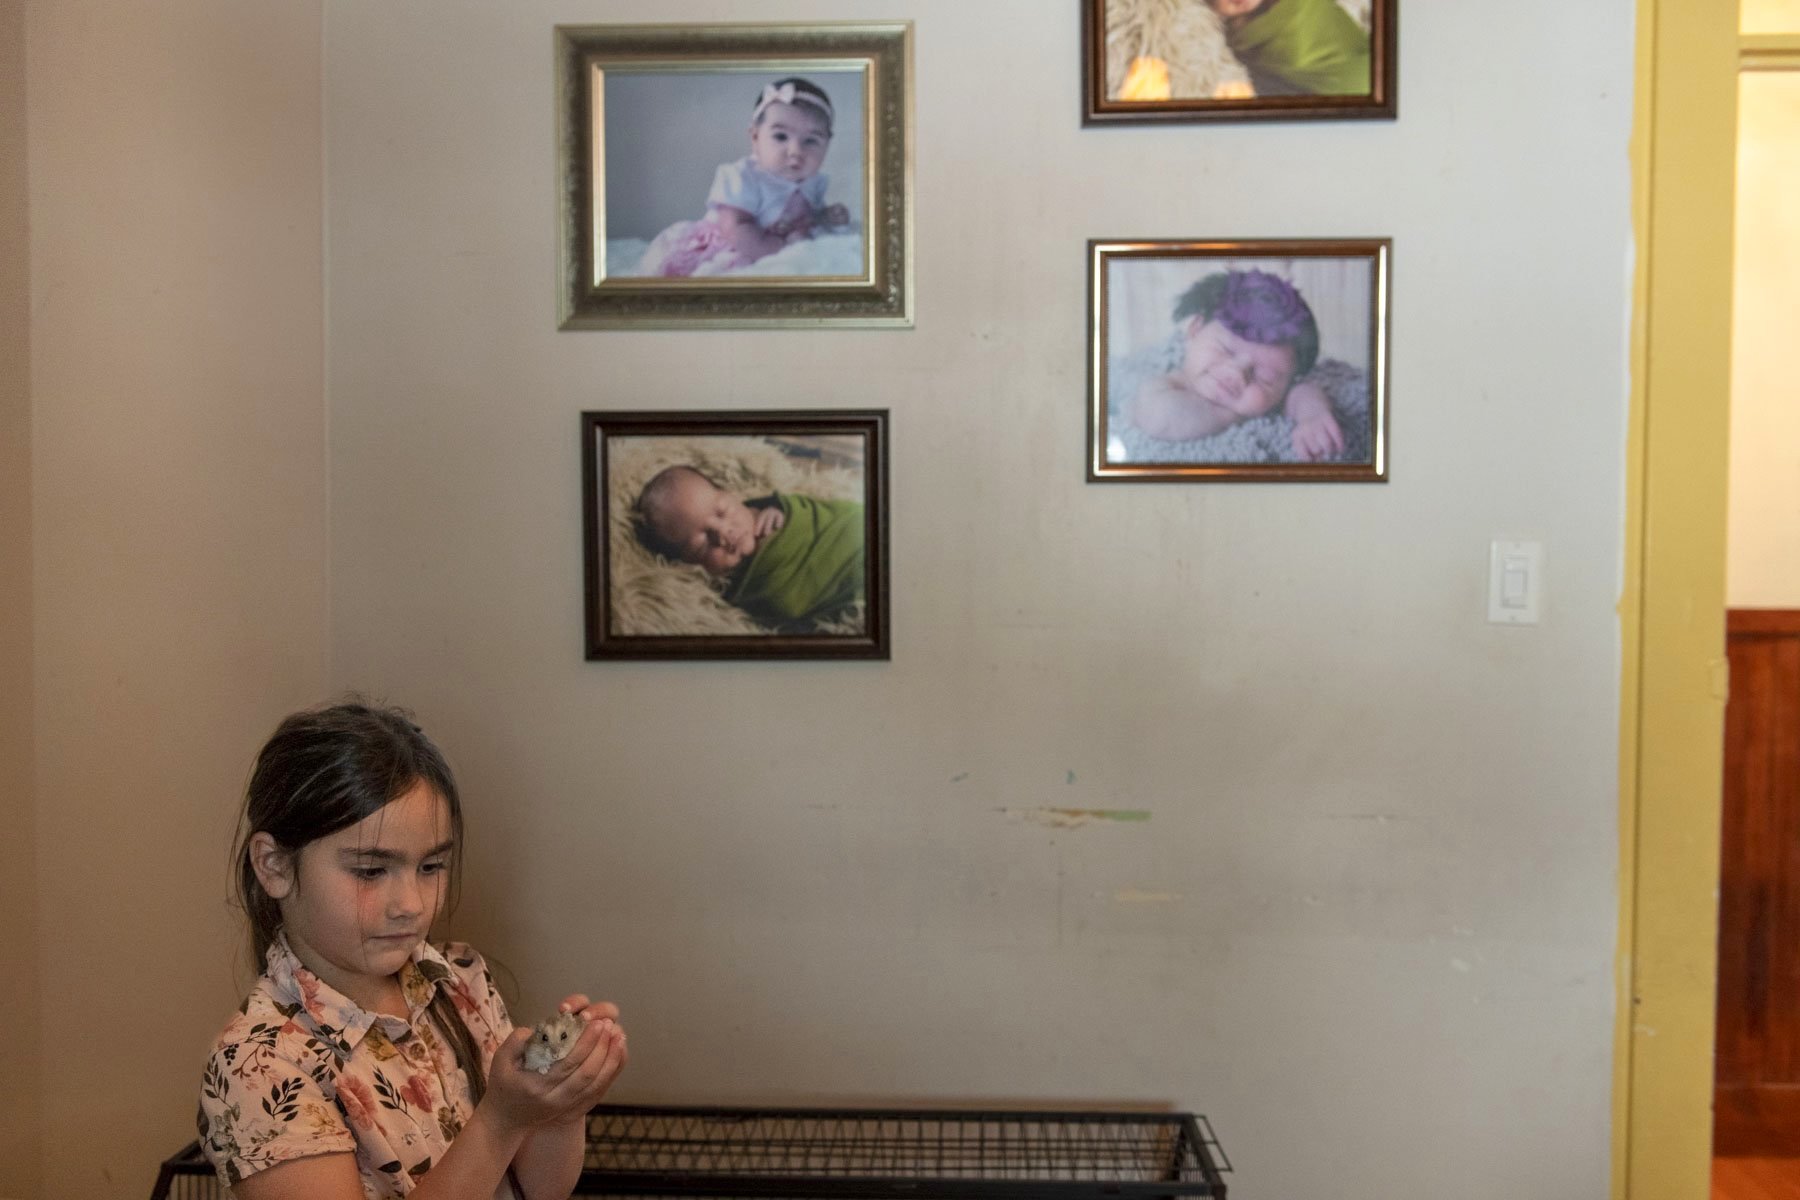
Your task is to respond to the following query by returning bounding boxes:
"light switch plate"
[1488,539,1542,625]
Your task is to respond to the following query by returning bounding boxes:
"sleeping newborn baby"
[633,464,865,628]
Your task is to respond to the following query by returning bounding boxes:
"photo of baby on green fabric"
[1098,0,1379,105]
[596,420,879,650]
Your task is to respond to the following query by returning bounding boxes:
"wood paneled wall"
[1716,610,1800,1087]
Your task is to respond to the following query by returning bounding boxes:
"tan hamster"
[521,1011,585,1073]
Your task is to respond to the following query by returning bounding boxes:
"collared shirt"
[707,156,830,228]
[198,932,513,1197]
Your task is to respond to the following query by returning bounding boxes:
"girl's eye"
[421,860,447,875]
[351,867,384,882]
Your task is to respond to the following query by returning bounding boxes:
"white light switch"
[1488,539,1542,625]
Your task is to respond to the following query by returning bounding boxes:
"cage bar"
[152,1104,1229,1200]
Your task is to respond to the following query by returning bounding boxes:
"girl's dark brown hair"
[231,699,491,1102]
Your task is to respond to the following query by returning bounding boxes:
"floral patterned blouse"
[198,932,514,1197]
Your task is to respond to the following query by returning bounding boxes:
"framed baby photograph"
[1082,0,1397,124]
[556,23,914,329]
[582,409,890,660]
[1088,238,1390,482]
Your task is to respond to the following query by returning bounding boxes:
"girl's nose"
[389,876,424,918]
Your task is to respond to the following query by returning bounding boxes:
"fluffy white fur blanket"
[606,228,864,280]
[607,435,867,638]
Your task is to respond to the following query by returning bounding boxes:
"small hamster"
[521,1011,586,1074]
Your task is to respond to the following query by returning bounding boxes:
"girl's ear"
[249,832,296,901]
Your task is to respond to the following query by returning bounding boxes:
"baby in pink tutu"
[638,77,851,277]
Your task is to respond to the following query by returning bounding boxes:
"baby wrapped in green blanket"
[635,464,865,628]
[1211,0,1371,98]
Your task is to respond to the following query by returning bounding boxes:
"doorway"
[1711,23,1800,1199]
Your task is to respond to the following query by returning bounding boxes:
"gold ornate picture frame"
[1089,238,1391,482]
[556,22,913,329]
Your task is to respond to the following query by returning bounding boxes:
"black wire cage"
[153,1104,1230,1199]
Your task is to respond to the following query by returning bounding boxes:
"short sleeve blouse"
[197,933,513,1196]
[706,157,830,228]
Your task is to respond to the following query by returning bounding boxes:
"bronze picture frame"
[1089,238,1391,482]
[583,410,890,660]
[1082,0,1397,125]
[556,22,913,329]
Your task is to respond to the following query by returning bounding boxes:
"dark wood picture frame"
[1088,237,1391,482]
[1082,0,1397,125]
[583,409,889,660]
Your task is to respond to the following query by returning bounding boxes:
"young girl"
[197,701,627,1199]
[638,76,851,277]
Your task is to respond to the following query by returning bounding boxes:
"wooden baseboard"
[1727,609,1800,637]
[1717,1086,1800,1156]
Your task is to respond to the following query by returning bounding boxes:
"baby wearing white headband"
[636,76,851,277]
[751,79,835,129]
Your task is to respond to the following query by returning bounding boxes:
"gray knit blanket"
[1107,331,1372,465]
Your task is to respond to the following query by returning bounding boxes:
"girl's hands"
[546,995,628,1125]
[486,996,628,1135]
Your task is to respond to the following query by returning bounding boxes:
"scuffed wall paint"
[324,2,1634,1197]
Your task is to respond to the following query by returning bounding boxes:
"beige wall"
[1728,72,1800,608]
[24,2,327,1196]
[0,1,42,1198]
[7,2,1647,1196]
[326,3,1635,1198]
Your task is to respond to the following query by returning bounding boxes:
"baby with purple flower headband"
[1126,270,1344,461]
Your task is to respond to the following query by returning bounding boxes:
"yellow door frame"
[1614,1,1738,1197]
[1742,33,1800,69]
